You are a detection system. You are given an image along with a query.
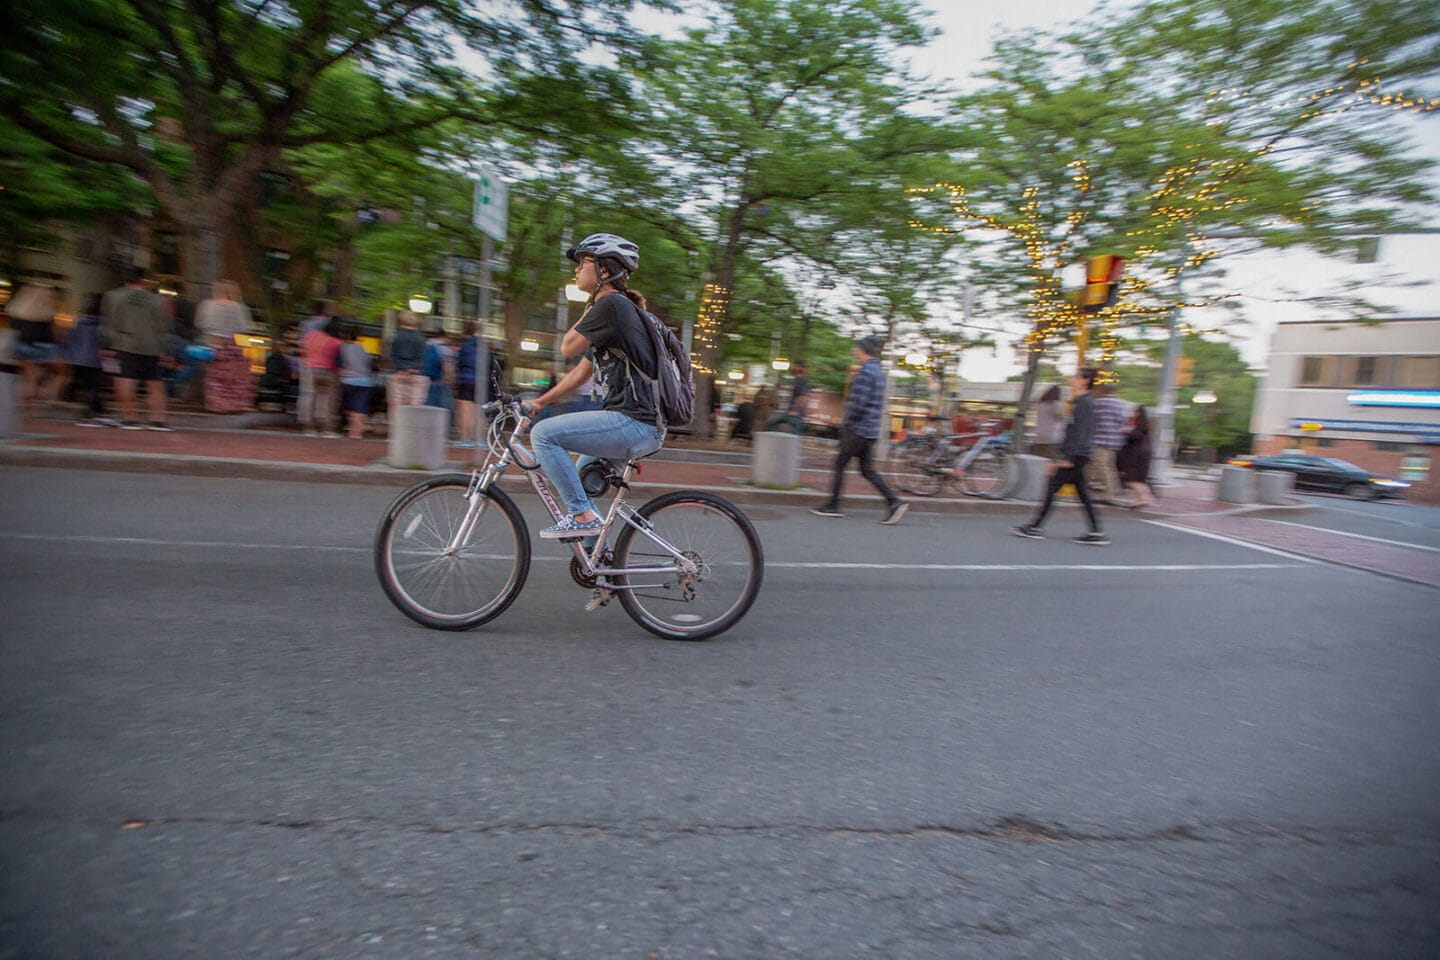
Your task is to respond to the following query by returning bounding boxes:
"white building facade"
[1251,317,1440,502]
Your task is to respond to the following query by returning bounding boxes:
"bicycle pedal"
[584,588,614,612]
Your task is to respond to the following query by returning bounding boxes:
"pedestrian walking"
[1090,382,1128,503]
[100,266,174,431]
[1030,383,1065,460]
[811,334,908,525]
[766,361,811,435]
[1013,367,1107,544]
[1117,405,1156,508]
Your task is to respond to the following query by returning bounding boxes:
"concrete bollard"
[752,430,801,488]
[0,370,19,440]
[1010,454,1051,502]
[1217,465,1258,504]
[388,404,451,470]
[1257,469,1294,504]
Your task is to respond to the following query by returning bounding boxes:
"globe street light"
[408,295,433,314]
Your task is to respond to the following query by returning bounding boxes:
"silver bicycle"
[374,393,764,641]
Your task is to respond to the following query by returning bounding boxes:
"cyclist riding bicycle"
[527,232,666,539]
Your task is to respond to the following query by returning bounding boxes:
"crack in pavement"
[0,809,1412,849]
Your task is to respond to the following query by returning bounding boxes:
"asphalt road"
[2,467,1438,959]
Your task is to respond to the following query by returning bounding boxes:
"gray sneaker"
[1012,525,1045,539]
[1073,531,1110,546]
[811,505,844,518]
[880,501,909,525]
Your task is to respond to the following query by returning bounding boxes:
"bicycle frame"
[456,399,700,590]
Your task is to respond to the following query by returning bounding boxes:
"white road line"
[0,532,1305,572]
[0,533,369,552]
[768,562,1304,571]
[1253,518,1440,553]
[1141,519,1325,563]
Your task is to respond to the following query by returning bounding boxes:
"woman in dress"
[1116,405,1156,507]
[195,279,256,413]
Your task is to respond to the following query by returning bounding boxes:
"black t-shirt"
[575,294,659,426]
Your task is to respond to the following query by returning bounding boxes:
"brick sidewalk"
[3,409,1257,518]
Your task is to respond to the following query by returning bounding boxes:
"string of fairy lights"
[692,281,729,375]
[903,60,1437,381]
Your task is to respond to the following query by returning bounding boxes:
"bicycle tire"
[375,475,531,631]
[612,491,763,641]
[960,447,1017,499]
[887,440,947,497]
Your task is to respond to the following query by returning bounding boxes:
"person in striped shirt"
[812,335,908,525]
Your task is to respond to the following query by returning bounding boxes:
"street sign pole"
[472,165,508,335]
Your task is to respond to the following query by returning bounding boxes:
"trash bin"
[752,430,800,488]
[388,404,450,470]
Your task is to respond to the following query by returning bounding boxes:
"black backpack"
[617,308,695,430]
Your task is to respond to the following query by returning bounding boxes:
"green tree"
[0,0,654,297]
[606,0,960,435]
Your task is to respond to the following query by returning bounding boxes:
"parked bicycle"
[886,425,1016,499]
[374,393,764,641]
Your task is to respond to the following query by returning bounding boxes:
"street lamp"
[905,351,928,367]
[408,295,433,314]
[565,283,589,303]
[771,358,790,372]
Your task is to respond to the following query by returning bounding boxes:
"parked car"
[1225,453,1411,500]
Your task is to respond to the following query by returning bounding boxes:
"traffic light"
[1074,254,1125,313]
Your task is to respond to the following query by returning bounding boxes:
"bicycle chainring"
[569,548,613,589]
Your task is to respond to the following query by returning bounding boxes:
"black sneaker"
[1073,531,1110,546]
[811,505,844,518]
[118,421,145,430]
[879,501,909,525]
[1012,525,1045,539]
[76,417,109,428]
[145,422,175,432]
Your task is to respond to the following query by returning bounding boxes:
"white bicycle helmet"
[566,233,640,275]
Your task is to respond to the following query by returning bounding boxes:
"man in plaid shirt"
[812,335,908,525]
[1090,382,1129,503]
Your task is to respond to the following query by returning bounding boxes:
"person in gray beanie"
[812,334,908,524]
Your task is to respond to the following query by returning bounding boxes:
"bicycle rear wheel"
[375,475,530,630]
[959,448,1016,499]
[612,491,763,641]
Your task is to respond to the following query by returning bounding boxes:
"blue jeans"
[530,410,664,516]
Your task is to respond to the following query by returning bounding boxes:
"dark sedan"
[1225,453,1411,500]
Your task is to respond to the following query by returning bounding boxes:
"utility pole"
[1151,258,1185,486]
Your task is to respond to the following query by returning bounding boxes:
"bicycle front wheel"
[887,441,947,497]
[375,475,531,630]
[959,448,1015,499]
[612,491,764,641]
